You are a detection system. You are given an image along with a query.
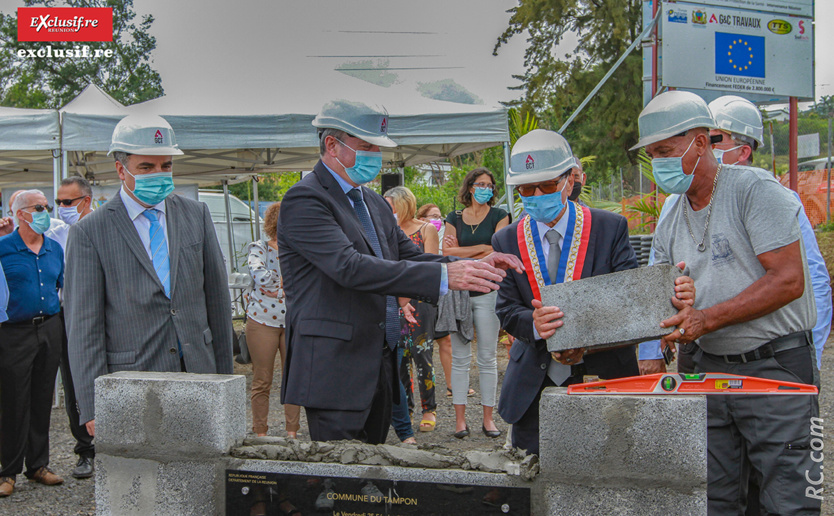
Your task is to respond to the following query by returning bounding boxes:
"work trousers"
[59,311,94,459]
[0,315,62,478]
[246,319,300,435]
[306,345,395,445]
[451,291,499,407]
[694,342,821,515]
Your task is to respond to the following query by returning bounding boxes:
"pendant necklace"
[683,163,722,252]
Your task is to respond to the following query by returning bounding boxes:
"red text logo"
[17,7,113,42]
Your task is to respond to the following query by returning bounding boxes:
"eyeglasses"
[516,177,567,197]
[55,196,85,206]
[22,204,53,213]
[473,182,495,191]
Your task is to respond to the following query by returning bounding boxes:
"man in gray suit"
[64,114,233,437]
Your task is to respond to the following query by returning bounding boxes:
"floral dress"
[399,225,437,414]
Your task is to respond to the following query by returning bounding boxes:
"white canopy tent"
[56,80,511,273]
[59,77,510,185]
[0,106,61,193]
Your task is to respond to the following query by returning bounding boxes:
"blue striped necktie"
[346,188,400,350]
[142,209,171,298]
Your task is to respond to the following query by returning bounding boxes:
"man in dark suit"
[65,114,233,438]
[277,100,522,444]
[493,129,692,456]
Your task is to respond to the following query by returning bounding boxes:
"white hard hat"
[631,91,716,150]
[508,129,574,185]
[108,114,183,156]
[312,99,397,148]
[708,95,764,148]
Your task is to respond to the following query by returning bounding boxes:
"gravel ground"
[4,337,834,515]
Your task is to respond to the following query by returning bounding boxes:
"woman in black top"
[443,167,509,438]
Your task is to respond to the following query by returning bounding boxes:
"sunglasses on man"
[55,196,86,206]
[21,204,53,213]
[516,175,569,197]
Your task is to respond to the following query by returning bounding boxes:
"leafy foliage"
[494,0,644,178]
[0,0,163,108]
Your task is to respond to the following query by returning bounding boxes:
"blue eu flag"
[714,32,765,78]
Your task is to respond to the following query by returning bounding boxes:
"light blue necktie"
[346,188,400,350]
[142,209,171,298]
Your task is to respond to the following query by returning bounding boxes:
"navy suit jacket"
[277,161,454,411]
[492,206,640,424]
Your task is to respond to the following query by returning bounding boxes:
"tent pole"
[52,150,61,216]
[253,176,261,241]
[61,150,68,180]
[222,180,237,272]
[503,142,514,217]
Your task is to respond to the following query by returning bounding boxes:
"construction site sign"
[661,1,814,99]
[690,0,812,17]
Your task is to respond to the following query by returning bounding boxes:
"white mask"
[712,145,744,165]
[57,203,84,225]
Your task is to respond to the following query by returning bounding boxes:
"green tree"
[0,0,163,108]
[494,0,643,178]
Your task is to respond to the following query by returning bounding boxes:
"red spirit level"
[567,373,818,395]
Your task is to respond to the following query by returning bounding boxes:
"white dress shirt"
[531,210,585,372]
[119,188,169,263]
[45,217,69,251]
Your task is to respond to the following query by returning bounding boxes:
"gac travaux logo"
[17,7,113,42]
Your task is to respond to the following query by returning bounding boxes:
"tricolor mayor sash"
[516,201,592,301]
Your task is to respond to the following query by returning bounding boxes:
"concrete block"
[538,388,707,491]
[542,263,682,352]
[96,455,223,516]
[544,484,706,516]
[95,372,246,458]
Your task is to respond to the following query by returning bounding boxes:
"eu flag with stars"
[715,32,765,78]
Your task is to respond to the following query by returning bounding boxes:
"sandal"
[419,412,437,432]
[447,388,477,398]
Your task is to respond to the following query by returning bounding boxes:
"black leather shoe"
[453,426,470,439]
[71,457,94,479]
[482,425,501,438]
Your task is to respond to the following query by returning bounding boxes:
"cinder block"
[542,264,682,352]
[96,455,223,516]
[95,372,246,457]
[538,388,707,490]
[545,484,706,516]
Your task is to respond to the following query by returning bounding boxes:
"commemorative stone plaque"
[226,469,531,515]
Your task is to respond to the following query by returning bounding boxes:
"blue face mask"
[521,178,568,223]
[651,137,701,194]
[125,168,175,206]
[473,187,494,205]
[26,210,52,234]
[335,138,383,185]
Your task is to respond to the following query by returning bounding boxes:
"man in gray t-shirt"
[653,164,816,355]
[632,91,820,515]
